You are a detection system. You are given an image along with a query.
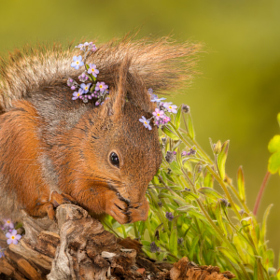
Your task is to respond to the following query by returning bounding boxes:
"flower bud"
[182,104,190,113]
[213,140,222,154]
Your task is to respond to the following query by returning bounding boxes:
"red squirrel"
[0,37,199,224]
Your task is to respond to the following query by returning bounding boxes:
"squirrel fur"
[0,36,200,224]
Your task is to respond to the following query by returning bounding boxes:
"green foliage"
[268,114,280,174]
[103,105,278,280]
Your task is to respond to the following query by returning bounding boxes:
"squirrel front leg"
[68,183,131,224]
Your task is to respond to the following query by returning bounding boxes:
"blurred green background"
[1,0,280,261]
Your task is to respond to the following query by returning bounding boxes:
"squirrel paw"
[30,192,76,220]
[105,191,131,224]
[105,192,149,224]
[31,202,56,220]
[50,191,76,207]
[127,199,149,223]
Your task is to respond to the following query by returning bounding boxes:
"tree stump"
[0,204,235,280]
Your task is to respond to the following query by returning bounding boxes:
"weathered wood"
[0,204,235,280]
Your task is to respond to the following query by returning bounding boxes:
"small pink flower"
[152,108,165,120]
[87,64,99,78]
[163,102,177,114]
[95,82,108,93]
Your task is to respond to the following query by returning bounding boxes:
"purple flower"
[95,82,108,93]
[78,72,89,82]
[152,108,165,120]
[163,102,178,114]
[148,88,153,94]
[3,219,14,229]
[75,43,86,51]
[181,151,187,156]
[139,116,152,130]
[162,116,170,124]
[151,96,166,103]
[95,101,100,106]
[166,212,174,221]
[71,55,84,70]
[76,42,97,52]
[6,229,21,245]
[87,63,99,77]
[70,85,76,90]
[80,83,92,93]
[72,88,84,100]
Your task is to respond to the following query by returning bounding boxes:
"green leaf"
[268,135,280,153]
[169,225,178,256]
[186,113,195,139]
[203,171,214,188]
[174,105,182,130]
[189,235,200,260]
[237,166,246,203]
[170,161,182,175]
[260,204,273,243]
[215,202,228,236]
[198,187,223,200]
[176,205,198,212]
[217,140,230,180]
[161,126,179,141]
[268,151,280,174]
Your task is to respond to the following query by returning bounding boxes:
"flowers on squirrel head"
[163,102,178,114]
[67,42,109,105]
[88,63,99,77]
[80,83,91,93]
[71,55,84,70]
[95,81,108,93]
[78,72,89,82]
[72,88,84,100]
[139,116,152,130]
[140,88,178,130]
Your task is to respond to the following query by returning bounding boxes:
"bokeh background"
[1,0,280,262]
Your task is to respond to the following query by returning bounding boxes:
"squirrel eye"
[110,152,120,168]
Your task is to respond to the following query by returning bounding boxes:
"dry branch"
[0,204,235,280]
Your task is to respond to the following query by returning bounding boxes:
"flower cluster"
[139,88,177,130]
[0,218,22,257]
[165,212,174,221]
[67,42,109,105]
[181,147,196,157]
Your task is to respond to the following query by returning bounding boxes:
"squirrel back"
[0,36,200,223]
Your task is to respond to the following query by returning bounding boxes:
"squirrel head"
[74,58,161,220]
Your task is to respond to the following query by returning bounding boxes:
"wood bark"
[0,204,235,280]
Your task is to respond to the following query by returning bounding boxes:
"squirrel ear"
[99,57,131,118]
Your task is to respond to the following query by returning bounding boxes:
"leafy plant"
[103,104,279,280]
